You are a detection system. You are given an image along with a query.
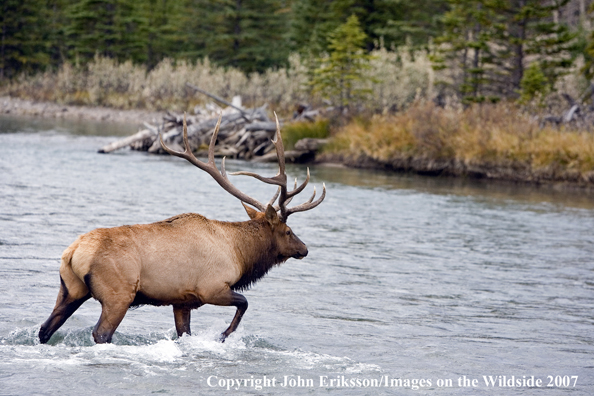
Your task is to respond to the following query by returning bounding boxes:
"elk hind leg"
[173,305,192,337]
[39,274,90,344]
[92,298,133,344]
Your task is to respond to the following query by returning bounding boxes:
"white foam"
[91,339,183,363]
[176,320,247,356]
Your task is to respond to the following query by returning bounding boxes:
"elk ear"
[265,204,280,226]
[242,202,259,220]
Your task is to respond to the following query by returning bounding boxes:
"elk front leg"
[173,305,192,337]
[205,288,248,342]
[221,292,248,342]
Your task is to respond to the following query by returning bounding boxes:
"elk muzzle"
[292,234,308,259]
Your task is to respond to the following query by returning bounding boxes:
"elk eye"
[286,230,291,236]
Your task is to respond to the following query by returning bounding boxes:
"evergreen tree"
[375,0,449,49]
[196,0,291,73]
[311,15,373,110]
[46,0,70,69]
[434,0,576,101]
[0,0,50,80]
[139,0,186,69]
[176,0,211,61]
[518,61,549,103]
[489,0,575,96]
[291,0,448,55]
[291,0,351,57]
[65,0,147,64]
[432,0,494,103]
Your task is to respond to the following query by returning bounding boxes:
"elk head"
[159,112,325,259]
[242,202,308,260]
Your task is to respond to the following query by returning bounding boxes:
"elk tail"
[58,238,90,300]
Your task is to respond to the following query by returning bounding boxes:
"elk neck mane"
[226,217,287,292]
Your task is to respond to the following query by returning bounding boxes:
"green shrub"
[519,63,550,104]
[282,119,330,150]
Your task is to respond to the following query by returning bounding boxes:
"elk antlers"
[160,112,325,222]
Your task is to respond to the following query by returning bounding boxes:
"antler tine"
[221,156,227,179]
[229,111,288,215]
[271,112,286,177]
[225,111,326,220]
[274,178,297,211]
[286,168,310,199]
[268,186,281,207]
[283,183,327,219]
[160,112,198,163]
[160,112,268,212]
[229,114,287,187]
[208,114,223,166]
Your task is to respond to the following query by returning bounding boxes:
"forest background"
[3,0,594,184]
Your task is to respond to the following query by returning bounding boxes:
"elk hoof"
[218,333,227,343]
[38,327,51,344]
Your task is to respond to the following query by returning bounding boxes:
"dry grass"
[0,49,434,114]
[327,102,594,175]
[1,54,311,113]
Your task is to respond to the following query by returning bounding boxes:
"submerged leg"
[39,277,90,344]
[173,305,192,337]
[92,299,133,344]
[204,288,248,342]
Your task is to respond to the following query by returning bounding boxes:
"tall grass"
[1,49,434,114]
[327,102,594,176]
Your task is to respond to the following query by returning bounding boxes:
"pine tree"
[65,0,147,64]
[46,0,70,69]
[235,0,292,72]
[138,0,186,69]
[291,0,448,55]
[432,0,494,103]
[489,0,575,96]
[0,0,50,80]
[374,0,449,49]
[184,0,291,73]
[434,0,576,101]
[176,0,211,61]
[291,0,351,57]
[311,15,373,110]
[519,61,549,103]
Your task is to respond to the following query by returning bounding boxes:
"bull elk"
[39,114,325,344]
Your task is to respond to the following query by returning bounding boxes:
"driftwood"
[98,87,327,162]
[186,83,249,118]
[540,86,594,130]
[98,129,156,154]
[97,81,278,158]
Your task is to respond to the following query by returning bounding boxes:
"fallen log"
[245,121,278,132]
[98,129,156,153]
[253,149,314,163]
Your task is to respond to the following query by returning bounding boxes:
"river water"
[0,115,593,395]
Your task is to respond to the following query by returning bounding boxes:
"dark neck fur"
[230,218,286,291]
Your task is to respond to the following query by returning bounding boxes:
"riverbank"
[3,95,594,189]
[318,153,594,190]
[319,103,594,189]
[0,96,163,125]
